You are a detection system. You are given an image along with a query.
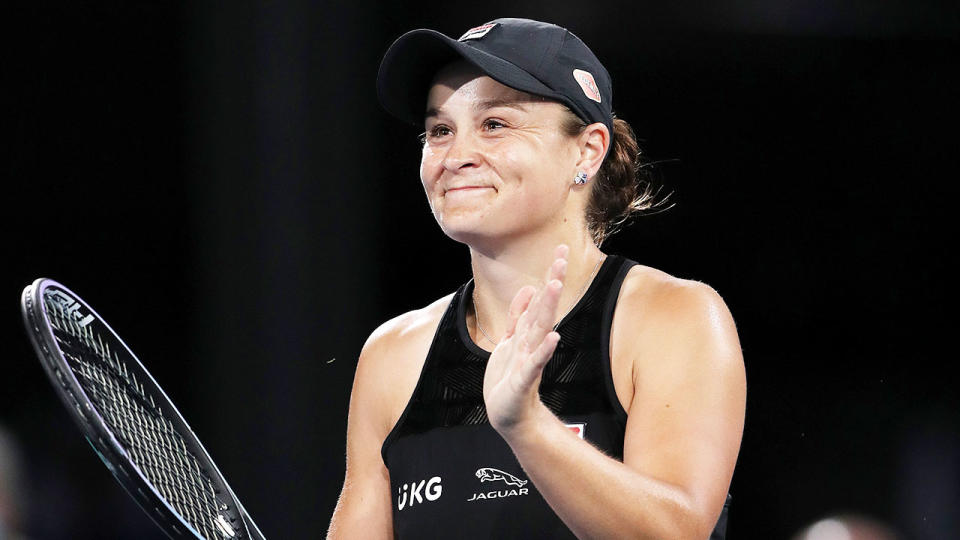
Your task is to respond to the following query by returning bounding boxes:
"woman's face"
[420,62,583,247]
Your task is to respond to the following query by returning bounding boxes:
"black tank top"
[381,255,730,539]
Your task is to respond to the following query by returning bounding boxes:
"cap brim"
[377,29,564,127]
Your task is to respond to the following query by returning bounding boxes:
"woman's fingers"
[503,286,536,340]
[483,246,572,429]
[505,244,570,351]
[519,259,567,352]
[553,244,570,265]
[532,331,562,370]
[514,330,562,389]
[523,251,568,318]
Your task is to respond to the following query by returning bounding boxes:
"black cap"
[377,18,614,136]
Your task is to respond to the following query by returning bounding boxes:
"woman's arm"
[327,329,396,539]
[327,300,447,539]
[484,251,746,539]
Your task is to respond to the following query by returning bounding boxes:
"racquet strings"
[44,291,239,539]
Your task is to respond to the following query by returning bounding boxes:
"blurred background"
[5,1,957,538]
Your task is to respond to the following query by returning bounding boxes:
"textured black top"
[381,255,729,539]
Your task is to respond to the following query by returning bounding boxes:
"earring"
[574,171,589,185]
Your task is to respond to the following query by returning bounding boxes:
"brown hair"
[562,111,670,245]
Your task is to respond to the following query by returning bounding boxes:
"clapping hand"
[483,244,569,435]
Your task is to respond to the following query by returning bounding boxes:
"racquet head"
[20,278,266,540]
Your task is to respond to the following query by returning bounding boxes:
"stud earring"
[574,171,589,185]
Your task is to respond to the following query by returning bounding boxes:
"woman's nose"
[441,132,479,172]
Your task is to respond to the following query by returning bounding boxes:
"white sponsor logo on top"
[397,476,442,510]
[467,467,530,502]
[565,422,586,439]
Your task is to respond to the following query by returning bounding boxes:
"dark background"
[4,1,957,539]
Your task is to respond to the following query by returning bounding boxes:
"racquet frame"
[21,278,266,540]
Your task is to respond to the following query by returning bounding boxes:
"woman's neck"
[467,230,605,347]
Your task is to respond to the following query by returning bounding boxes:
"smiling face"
[419,61,587,249]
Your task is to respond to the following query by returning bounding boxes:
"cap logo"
[573,69,602,103]
[459,23,497,41]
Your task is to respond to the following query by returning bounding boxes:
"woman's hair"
[561,110,669,245]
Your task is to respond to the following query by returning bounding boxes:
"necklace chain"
[473,254,606,346]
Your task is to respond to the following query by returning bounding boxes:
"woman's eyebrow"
[424,98,532,121]
[475,98,530,112]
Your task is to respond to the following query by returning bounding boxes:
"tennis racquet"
[20,278,266,539]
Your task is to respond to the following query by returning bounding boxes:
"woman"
[329,18,745,539]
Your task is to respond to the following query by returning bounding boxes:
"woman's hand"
[483,245,569,436]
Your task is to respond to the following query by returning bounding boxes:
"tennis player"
[328,18,745,539]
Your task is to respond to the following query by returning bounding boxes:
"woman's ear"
[575,122,610,178]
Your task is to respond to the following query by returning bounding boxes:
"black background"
[4,2,957,539]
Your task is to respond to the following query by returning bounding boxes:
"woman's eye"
[426,125,452,139]
[483,119,505,131]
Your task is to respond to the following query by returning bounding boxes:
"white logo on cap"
[459,23,498,41]
[573,69,602,103]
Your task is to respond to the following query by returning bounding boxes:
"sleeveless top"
[381,255,730,539]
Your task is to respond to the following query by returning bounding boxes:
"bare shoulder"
[362,293,452,360]
[614,265,746,527]
[354,293,454,436]
[617,265,736,328]
[611,265,743,401]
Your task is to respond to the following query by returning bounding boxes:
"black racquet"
[20,278,266,539]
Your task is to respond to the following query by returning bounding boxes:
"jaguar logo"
[476,467,528,487]
[467,467,530,502]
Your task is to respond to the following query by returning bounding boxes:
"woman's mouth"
[446,185,490,192]
[445,186,494,196]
